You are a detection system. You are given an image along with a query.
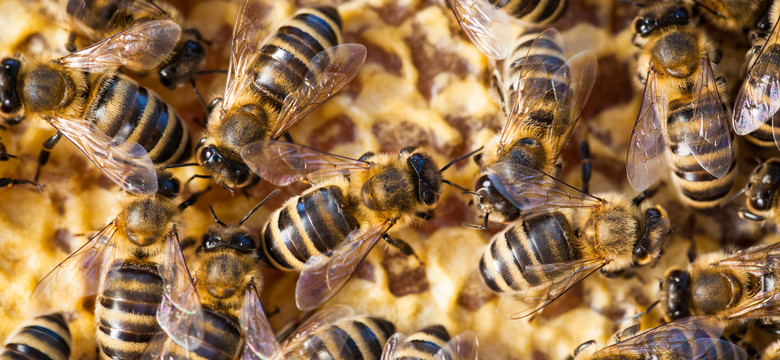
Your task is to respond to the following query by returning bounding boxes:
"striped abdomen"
[250,7,343,115]
[293,317,395,360]
[96,260,163,360]
[479,212,578,293]
[387,325,450,360]
[262,184,359,271]
[1,313,71,360]
[488,0,567,25]
[85,73,191,166]
[158,307,242,360]
[666,97,737,210]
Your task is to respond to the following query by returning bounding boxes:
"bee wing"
[547,50,598,160]
[717,242,780,270]
[239,285,284,360]
[594,315,745,360]
[295,222,392,311]
[156,231,204,351]
[270,44,368,139]
[380,333,407,360]
[447,0,511,59]
[434,331,479,360]
[29,221,119,315]
[498,28,566,151]
[58,20,181,73]
[139,332,170,360]
[48,117,158,195]
[627,68,668,192]
[497,257,606,319]
[223,0,272,111]
[733,19,780,137]
[482,161,605,217]
[687,54,732,178]
[281,305,355,356]
[241,140,374,186]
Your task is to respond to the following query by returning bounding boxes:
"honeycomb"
[0,0,773,359]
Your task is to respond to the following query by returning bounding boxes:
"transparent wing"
[241,140,373,186]
[447,0,510,59]
[240,284,284,360]
[281,305,355,356]
[498,28,566,151]
[497,257,606,319]
[713,242,780,319]
[594,315,745,360]
[223,0,272,111]
[139,332,169,360]
[481,161,606,217]
[546,50,598,160]
[270,44,367,139]
[435,331,479,360]
[627,68,668,192]
[733,19,780,136]
[688,55,732,178]
[58,20,181,73]
[157,231,204,351]
[295,222,392,311]
[380,333,407,360]
[29,221,119,315]
[48,117,158,195]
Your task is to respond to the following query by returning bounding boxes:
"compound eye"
[235,168,252,187]
[236,234,255,249]
[666,8,688,24]
[199,146,219,165]
[633,246,650,265]
[163,178,180,195]
[184,40,205,57]
[202,234,216,249]
[422,190,438,205]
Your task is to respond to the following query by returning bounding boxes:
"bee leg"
[612,324,640,342]
[34,132,62,181]
[178,186,211,210]
[580,139,591,194]
[383,235,423,264]
[282,132,295,144]
[265,306,280,318]
[631,182,663,207]
[66,32,78,52]
[728,322,749,342]
[464,213,489,230]
[0,178,43,191]
[191,80,209,113]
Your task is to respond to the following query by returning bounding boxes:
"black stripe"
[274,29,316,73]
[313,7,342,32]
[18,326,69,356]
[145,105,171,162]
[419,325,449,342]
[112,84,146,144]
[479,255,501,292]
[39,314,69,337]
[99,297,159,317]
[525,213,575,264]
[535,0,565,22]
[97,320,156,343]
[507,226,540,285]
[680,181,733,202]
[278,207,309,263]
[296,12,338,49]
[263,222,294,270]
[89,75,122,137]
[193,309,241,360]
[515,37,562,53]
[3,343,55,360]
[331,325,365,359]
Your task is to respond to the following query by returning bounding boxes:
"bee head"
[401,147,442,206]
[195,137,253,189]
[200,227,258,256]
[156,171,181,199]
[634,3,692,37]
[744,159,780,218]
[632,206,670,266]
[197,231,257,299]
[0,58,23,122]
[158,30,207,89]
[660,268,691,320]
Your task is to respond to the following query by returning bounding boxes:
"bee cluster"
[3,0,780,359]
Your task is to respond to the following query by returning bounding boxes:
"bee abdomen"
[85,74,190,166]
[489,0,567,25]
[251,7,342,112]
[388,325,450,360]
[159,308,242,360]
[1,313,71,360]
[480,212,576,293]
[297,317,395,360]
[96,261,163,360]
[262,185,359,271]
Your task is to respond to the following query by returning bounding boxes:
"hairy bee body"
[1,313,71,360]
[155,307,242,360]
[742,158,780,223]
[385,325,451,360]
[491,0,567,25]
[289,317,395,360]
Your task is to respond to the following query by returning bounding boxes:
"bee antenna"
[721,186,748,207]
[439,146,484,172]
[198,69,228,75]
[442,179,471,192]
[616,300,659,325]
[208,204,228,227]
[222,183,235,195]
[617,0,645,7]
[162,162,199,170]
[692,0,725,18]
[238,189,280,226]
[192,80,209,112]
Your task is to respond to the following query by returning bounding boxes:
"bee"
[247,140,479,310]
[29,171,205,360]
[1,313,71,360]
[470,27,596,228]
[23,0,208,89]
[0,20,191,195]
[627,2,736,211]
[571,315,746,360]
[446,0,568,59]
[762,339,780,360]
[194,0,367,190]
[740,158,780,223]
[660,241,780,325]
[693,0,770,34]
[141,191,278,360]
[732,1,780,149]
[381,325,479,360]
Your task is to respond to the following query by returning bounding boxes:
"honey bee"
[693,0,770,34]
[732,2,780,149]
[141,191,279,360]
[195,0,367,190]
[740,158,780,223]
[23,0,208,89]
[0,20,191,195]
[381,325,479,360]
[247,140,478,310]
[479,183,671,319]
[571,315,746,360]
[627,2,736,211]
[446,0,568,59]
[471,27,596,228]
[1,313,71,360]
[660,241,780,325]
[29,171,205,360]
